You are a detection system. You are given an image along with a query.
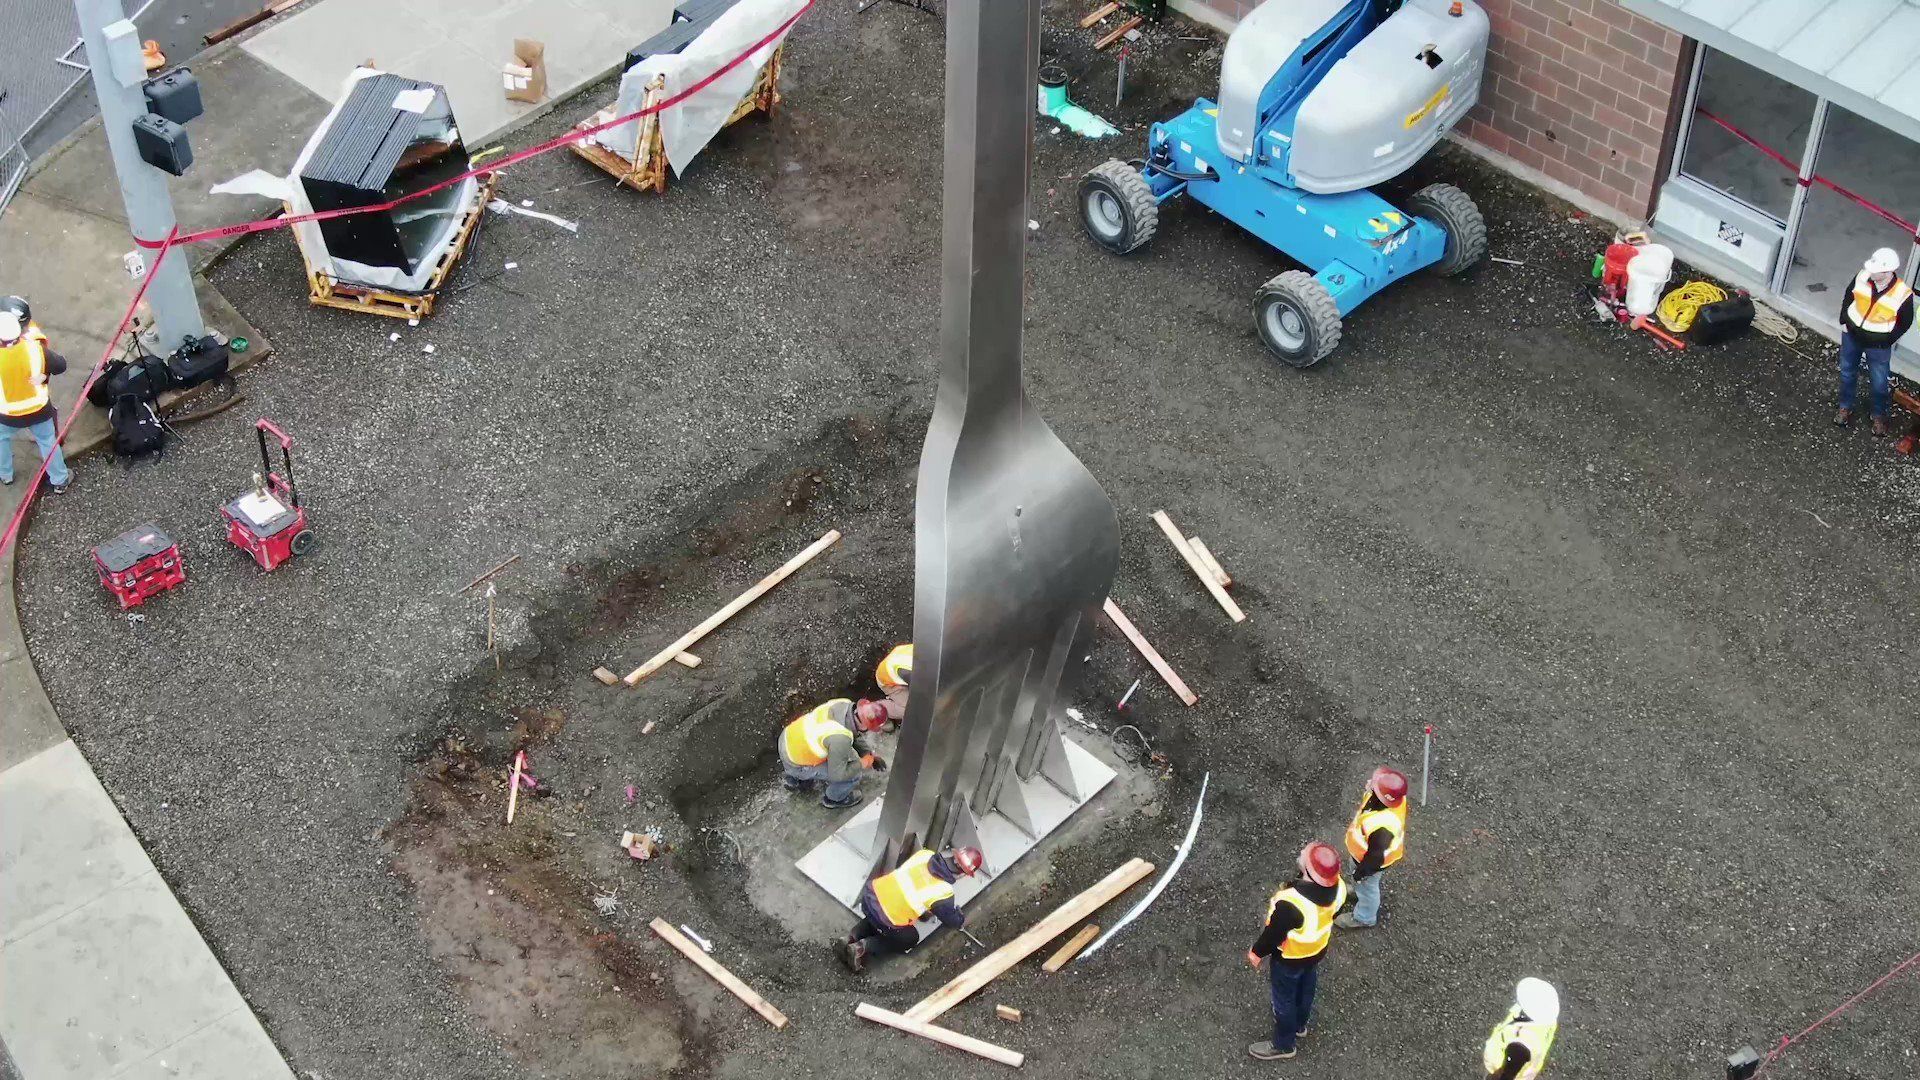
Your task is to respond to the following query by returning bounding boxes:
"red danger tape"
[135,0,814,249]
[1695,108,1918,241]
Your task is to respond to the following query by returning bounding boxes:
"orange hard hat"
[1298,841,1341,887]
[1369,766,1410,807]
[852,700,889,731]
[952,847,985,876]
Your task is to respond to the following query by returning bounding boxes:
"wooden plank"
[650,919,788,1028]
[1041,924,1099,972]
[593,667,620,686]
[672,652,702,669]
[855,1003,1023,1068]
[1186,537,1231,588]
[622,530,842,685]
[1895,387,1920,414]
[1079,1,1119,27]
[903,858,1155,1023]
[1094,14,1141,49]
[1100,599,1198,706]
[1152,511,1245,622]
[995,1004,1023,1023]
[203,5,274,45]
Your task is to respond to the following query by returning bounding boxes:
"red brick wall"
[1459,0,1687,219]
[1169,0,1690,219]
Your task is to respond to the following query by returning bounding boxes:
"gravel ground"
[16,1,1920,1078]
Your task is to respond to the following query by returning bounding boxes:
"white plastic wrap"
[597,0,805,175]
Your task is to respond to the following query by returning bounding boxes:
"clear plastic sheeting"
[597,0,805,175]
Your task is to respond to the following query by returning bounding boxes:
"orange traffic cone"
[142,40,166,71]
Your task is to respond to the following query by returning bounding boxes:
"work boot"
[1873,415,1892,437]
[1335,913,1373,930]
[839,940,867,974]
[1835,408,1853,428]
[1248,1042,1296,1061]
[782,776,812,792]
[822,792,864,810]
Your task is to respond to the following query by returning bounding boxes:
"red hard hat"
[1299,841,1341,887]
[952,847,984,876]
[1369,766,1410,807]
[852,700,889,731]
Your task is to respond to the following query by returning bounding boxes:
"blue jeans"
[1839,332,1892,419]
[0,416,71,486]
[782,760,858,803]
[1350,873,1382,926]
[1267,960,1318,1051]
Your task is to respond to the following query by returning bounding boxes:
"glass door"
[1676,49,1817,224]
[1778,103,1920,346]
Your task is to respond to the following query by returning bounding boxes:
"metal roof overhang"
[1622,0,1920,145]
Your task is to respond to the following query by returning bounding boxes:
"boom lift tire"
[1406,182,1486,277]
[1253,270,1342,368]
[1080,160,1160,255]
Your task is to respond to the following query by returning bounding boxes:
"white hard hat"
[0,312,20,343]
[1515,977,1560,1025]
[1864,247,1902,275]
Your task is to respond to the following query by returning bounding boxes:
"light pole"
[73,0,205,350]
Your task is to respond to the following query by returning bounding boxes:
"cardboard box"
[503,38,547,104]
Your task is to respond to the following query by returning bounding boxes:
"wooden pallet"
[299,171,499,321]
[569,45,783,194]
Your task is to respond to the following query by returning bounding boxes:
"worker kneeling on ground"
[841,846,983,973]
[875,643,912,725]
[1337,765,1408,929]
[1247,841,1347,1062]
[1485,977,1559,1080]
[778,698,887,809]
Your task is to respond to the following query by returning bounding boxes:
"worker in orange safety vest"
[778,698,888,809]
[1246,841,1347,1061]
[1836,247,1913,435]
[0,297,72,493]
[841,845,982,973]
[1336,765,1408,929]
[874,643,912,724]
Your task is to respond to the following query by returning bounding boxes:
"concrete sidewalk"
[0,0,670,1075]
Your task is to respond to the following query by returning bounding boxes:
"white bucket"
[1624,244,1674,317]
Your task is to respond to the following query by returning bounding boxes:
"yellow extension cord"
[1656,280,1728,334]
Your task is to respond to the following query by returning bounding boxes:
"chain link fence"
[0,0,95,213]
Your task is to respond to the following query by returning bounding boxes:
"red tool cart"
[91,523,186,609]
[220,418,315,572]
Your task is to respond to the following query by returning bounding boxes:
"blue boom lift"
[1079,0,1491,367]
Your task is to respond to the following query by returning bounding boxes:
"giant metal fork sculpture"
[796,0,1122,907]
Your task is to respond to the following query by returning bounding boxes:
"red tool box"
[91,523,186,609]
[220,419,315,572]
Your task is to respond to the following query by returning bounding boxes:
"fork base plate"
[794,734,1117,930]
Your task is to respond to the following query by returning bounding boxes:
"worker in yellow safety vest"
[1336,765,1408,930]
[1836,247,1913,435]
[1246,841,1347,1061]
[1484,978,1560,1080]
[874,643,912,724]
[777,698,888,809]
[841,845,983,973]
[0,297,72,494]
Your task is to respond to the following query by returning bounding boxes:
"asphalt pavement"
[11,0,1920,1078]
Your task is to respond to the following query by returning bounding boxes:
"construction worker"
[875,643,912,723]
[1246,841,1347,1061]
[1836,247,1912,435]
[1484,977,1560,1080]
[777,698,887,809]
[841,845,982,973]
[1336,765,1408,929]
[0,297,72,494]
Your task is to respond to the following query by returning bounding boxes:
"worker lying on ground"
[1337,765,1408,929]
[875,643,912,725]
[778,698,887,809]
[1484,977,1559,1080]
[1247,841,1347,1062]
[841,846,983,973]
